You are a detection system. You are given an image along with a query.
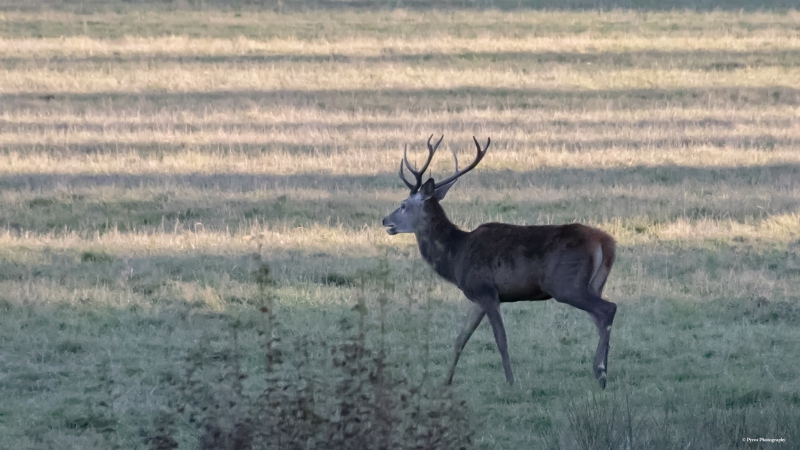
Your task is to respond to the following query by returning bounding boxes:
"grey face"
[383,178,457,235]
[382,192,426,235]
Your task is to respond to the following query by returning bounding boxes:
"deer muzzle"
[381,216,398,235]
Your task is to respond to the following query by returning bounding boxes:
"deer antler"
[399,134,444,193]
[434,136,490,190]
[398,145,416,191]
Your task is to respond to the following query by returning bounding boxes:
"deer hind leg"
[587,242,617,386]
[551,288,617,389]
[588,295,616,389]
[446,302,485,385]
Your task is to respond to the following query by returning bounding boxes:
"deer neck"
[414,200,466,284]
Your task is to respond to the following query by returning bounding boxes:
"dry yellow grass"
[1,104,799,174]
[5,63,800,93]
[3,34,800,59]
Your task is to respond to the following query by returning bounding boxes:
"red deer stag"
[382,135,617,388]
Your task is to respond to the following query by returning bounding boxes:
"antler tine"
[401,143,424,191]
[418,134,443,177]
[400,134,443,192]
[399,159,416,190]
[400,144,415,191]
[434,136,491,189]
[450,145,459,172]
[402,144,417,178]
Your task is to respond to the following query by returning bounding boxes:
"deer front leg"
[445,302,485,385]
[485,304,514,385]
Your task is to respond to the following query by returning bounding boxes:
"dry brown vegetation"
[0,6,799,449]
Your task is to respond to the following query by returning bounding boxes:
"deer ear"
[420,178,436,199]
[433,179,457,200]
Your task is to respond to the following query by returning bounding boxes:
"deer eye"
[400,203,406,210]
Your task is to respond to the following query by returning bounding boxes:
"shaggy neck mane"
[413,199,467,284]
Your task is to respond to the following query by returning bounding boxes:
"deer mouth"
[382,217,398,235]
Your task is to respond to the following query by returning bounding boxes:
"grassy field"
[1,6,800,450]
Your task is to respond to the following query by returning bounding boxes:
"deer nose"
[381,217,389,226]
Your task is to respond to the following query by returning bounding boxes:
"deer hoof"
[594,365,607,389]
[596,370,607,389]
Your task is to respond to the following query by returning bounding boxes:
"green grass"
[1,5,800,450]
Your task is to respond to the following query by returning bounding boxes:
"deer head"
[382,135,490,235]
